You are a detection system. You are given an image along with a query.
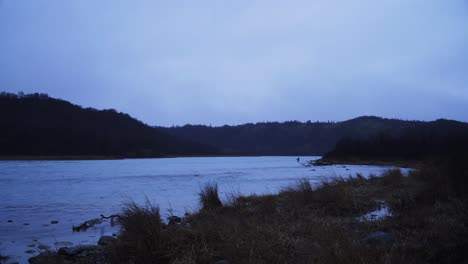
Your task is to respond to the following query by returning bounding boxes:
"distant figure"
[297,157,300,162]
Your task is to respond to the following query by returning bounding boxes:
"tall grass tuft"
[281,178,315,207]
[293,178,313,193]
[116,201,163,263]
[199,182,223,210]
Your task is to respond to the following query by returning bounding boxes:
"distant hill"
[0,92,219,158]
[160,116,468,156]
[3,92,467,159]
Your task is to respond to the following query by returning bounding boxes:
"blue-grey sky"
[1,1,468,126]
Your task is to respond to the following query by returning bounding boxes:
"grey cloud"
[0,0,467,125]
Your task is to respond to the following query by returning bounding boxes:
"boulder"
[58,245,100,257]
[98,236,117,246]
[29,252,64,264]
[54,241,73,247]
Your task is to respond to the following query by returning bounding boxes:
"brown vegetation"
[100,161,467,264]
[31,160,468,264]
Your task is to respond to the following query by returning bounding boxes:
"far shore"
[1,155,421,167]
[0,155,125,161]
[0,154,319,161]
[1,155,422,170]
[311,157,423,169]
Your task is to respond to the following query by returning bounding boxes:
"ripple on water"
[0,156,402,262]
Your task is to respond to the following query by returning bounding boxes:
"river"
[0,156,406,263]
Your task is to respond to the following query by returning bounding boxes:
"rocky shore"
[28,236,116,264]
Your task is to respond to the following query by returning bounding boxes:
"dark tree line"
[2,92,467,159]
[160,116,437,155]
[0,92,219,157]
[323,119,468,161]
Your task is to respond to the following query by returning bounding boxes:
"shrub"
[92,165,468,263]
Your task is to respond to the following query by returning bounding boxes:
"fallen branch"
[73,214,121,232]
[100,214,121,220]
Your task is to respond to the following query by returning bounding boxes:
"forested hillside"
[323,119,468,161]
[160,117,441,155]
[0,92,219,158]
[3,92,467,158]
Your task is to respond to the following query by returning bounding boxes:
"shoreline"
[0,154,320,161]
[0,155,125,161]
[27,161,468,263]
[310,157,422,169]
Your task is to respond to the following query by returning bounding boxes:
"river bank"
[5,157,393,263]
[26,160,468,264]
[309,157,422,169]
[0,154,294,161]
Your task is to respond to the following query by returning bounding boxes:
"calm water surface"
[0,156,405,263]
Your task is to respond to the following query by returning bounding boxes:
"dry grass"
[107,201,164,263]
[198,183,223,210]
[380,169,405,186]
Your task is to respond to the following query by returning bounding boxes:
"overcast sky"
[1,1,467,126]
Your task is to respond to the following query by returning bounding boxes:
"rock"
[97,236,116,246]
[312,160,331,166]
[25,250,36,254]
[37,244,50,250]
[54,241,73,247]
[0,255,9,262]
[364,231,396,244]
[29,252,64,264]
[58,245,100,257]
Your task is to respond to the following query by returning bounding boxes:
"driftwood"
[72,214,121,232]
